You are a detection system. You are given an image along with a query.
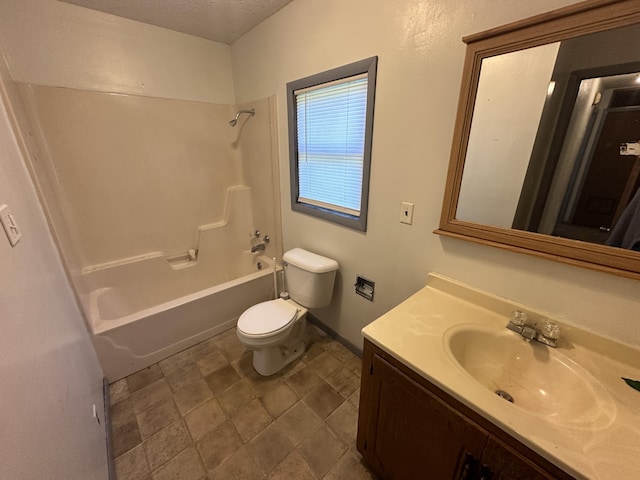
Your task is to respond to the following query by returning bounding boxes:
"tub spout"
[251,243,266,253]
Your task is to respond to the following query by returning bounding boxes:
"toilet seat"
[237,299,300,338]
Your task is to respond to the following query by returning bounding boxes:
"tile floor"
[109,324,378,480]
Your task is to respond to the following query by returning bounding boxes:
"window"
[287,56,377,231]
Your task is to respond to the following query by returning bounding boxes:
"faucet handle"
[541,321,560,340]
[510,310,528,326]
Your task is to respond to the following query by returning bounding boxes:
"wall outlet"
[400,202,414,225]
[0,204,23,246]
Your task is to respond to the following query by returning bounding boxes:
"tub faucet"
[250,232,269,253]
[506,311,560,347]
[251,242,266,253]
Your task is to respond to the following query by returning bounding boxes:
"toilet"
[236,248,339,376]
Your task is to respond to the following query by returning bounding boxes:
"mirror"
[437,0,640,279]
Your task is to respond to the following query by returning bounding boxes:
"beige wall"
[231,0,640,349]
[0,74,108,478]
[0,0,234,104]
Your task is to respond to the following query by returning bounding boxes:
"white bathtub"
[85,251,277,381]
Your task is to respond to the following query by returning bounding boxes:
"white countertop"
[362,273,640,480]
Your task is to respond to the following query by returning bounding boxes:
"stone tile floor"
[109,324,378,480]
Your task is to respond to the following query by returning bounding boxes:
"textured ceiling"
[58,0,294,44]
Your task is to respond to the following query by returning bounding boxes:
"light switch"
[400,201,414,225]
[0,204,23,246]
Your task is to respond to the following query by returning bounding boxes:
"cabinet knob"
[478,464,494,480]
[459,453,477,480]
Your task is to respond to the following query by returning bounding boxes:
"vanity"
[356,273,640,480]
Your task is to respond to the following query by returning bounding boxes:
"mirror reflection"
[456,24,640,251]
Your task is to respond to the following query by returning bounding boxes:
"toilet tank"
[283,248,339,308]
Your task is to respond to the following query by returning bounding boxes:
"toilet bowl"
[236,248,338,376]
[237,298,308,376]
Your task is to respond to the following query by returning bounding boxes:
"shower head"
[229,108,255,127]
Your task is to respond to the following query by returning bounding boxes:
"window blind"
[295,74,368,216]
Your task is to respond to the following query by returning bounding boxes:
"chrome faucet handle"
[263,235,270,243]
[541,321,560,340]
[510,310,528,326]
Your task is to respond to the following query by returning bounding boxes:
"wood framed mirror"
[436,0,640,280]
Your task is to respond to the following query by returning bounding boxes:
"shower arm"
[229,108,255,127]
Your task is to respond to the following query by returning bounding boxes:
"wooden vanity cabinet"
[357,340,574,480]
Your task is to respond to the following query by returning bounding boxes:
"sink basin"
[443,324,615,429]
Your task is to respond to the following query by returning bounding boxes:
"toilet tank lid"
[283,248,339,273]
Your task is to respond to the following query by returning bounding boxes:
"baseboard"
[103,377,116,480]
[306,313,363,357]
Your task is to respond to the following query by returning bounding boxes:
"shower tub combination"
[13,81,282,382]
[80,187,279,381]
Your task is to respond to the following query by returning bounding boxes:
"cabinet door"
[361,353,487,479]
[481,436,561,480]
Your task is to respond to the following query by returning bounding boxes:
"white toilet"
[236,248,339,376]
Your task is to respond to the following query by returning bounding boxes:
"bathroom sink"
[443,324,615,428]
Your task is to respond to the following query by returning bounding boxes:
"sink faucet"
[506,311,560,347]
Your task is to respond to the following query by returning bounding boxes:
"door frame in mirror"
[436,0,640,280]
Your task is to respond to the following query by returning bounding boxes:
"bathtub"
[85,251,278,381]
